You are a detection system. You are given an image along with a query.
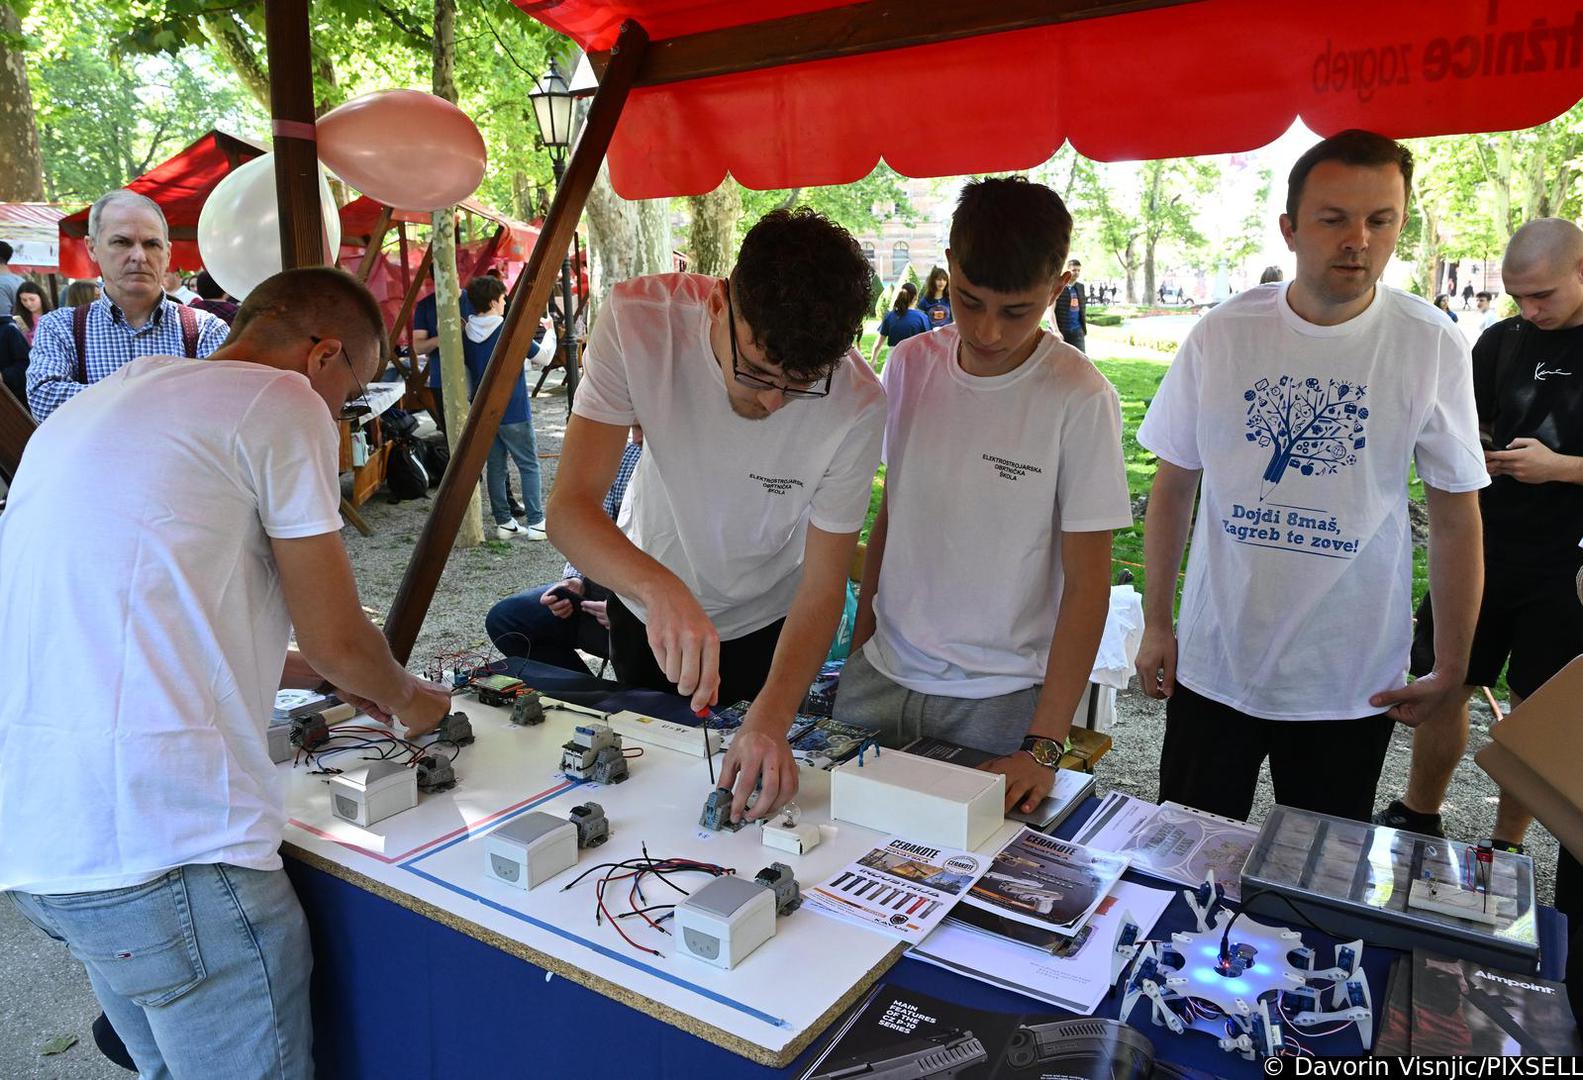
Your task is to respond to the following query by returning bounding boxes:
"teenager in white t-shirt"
[834,178,1132,815]
[0,269,451,1078]
[549,209,885,825]
[1134,131,1489,824]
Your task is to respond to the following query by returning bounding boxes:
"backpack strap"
[178,303,200,358]
[72,304,90,384]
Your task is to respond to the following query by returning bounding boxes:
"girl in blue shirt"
[917,266,952,329]
[870,282,929,367]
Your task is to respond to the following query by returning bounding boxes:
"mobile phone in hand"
[548,585,583,610]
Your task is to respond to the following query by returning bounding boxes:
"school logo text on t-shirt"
[982,453,1044,482]
[749,472,806,495]
[1223,374,1370,559]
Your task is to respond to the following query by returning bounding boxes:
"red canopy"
[521,0,1583,199]
[57,131,267,278]
[0,203,67,274]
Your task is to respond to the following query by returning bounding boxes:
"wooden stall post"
[264,0,325,268]
[381,21,650,663]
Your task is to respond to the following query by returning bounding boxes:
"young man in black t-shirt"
[1381,219,1583,859]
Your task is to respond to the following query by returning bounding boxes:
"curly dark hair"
[731,208,873,381]
[949,177,1072,293]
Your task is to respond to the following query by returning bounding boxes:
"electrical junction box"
[673,875,776,970]
[328,761,418,827]
[484,812,578,890]
[830,749,1004,850]
[267,721,294,764]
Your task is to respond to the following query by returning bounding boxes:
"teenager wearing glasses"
[549,208,885,825]
[835,178,1132,816]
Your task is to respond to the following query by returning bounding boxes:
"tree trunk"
[432,0,458,104]
[203,14,273,111]
[585,159,644,311]
[1143,236,1159,310]
[1493,135,1515,240]
[637,197,673,276]
[432,208,484,548]
[1417,203,1439,300]
[0,5,45,201]
[1123,237,1138,305]
[686,181,742,277]
[429,0,480,547]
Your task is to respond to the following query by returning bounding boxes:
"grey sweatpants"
[831,647,1041,757]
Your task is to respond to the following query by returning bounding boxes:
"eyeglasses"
[725,287,833,400]
[312,335,373,422]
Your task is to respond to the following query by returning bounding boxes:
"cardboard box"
[830,749,1004,850]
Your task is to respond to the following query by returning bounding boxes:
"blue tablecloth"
[287,666,1568,1077]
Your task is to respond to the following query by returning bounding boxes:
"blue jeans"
[12,864,314,1080]
[486,582,612,674]
[487,419,543,526]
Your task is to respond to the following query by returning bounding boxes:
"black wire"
[1222,888,1349,956]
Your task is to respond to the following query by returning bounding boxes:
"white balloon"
[197,152,341,301]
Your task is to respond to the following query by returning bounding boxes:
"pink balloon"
[317,90,486,211]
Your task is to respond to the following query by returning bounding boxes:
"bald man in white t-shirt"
[549,209,885,825]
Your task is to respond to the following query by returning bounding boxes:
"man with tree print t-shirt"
[1134,130,1488,823]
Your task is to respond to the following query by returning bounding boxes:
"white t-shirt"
[1137,282,1489,721]
[864,327,1133,697]
[0,357,343,894]
[575,273,886,639]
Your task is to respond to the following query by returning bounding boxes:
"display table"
[281,674,1567,1078]
[336,381,407,508]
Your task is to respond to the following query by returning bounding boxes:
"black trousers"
[1158,682,1395,822]
[606,594,784,706]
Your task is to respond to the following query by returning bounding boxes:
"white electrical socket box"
[761,820,822,856]
[328,761,418,827]
[267,721,293,764]
[672,875,776,969]
[830,749,1004,850]
[484,812,578,890]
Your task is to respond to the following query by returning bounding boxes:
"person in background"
[1476,291,1501,332]
[411,287,471,434]
[0,267,452,1079]
[188,270,239,325]
[918,266,952,329]
[869,281,929,367]
[64,280,101,307]
[1,312,28,408]
[1054,257,1088,352]
[0,241,22,316]
[1259,266,1285,284]
[1134,129,1486,824]
[461,274,551,541]
[487,429,644,673]
[162,271,198,305]
[13,282,50,345]
[1435,293,1459,322]
[28,192,227,422]
[1462,281,1476,309]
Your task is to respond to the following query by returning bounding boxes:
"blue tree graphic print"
[1243,376,1368,493]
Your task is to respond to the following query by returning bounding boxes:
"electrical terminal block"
[510,689,546,726]
[436,710,474,746]
[754,862,802,915]
[567,802,609,847]
[699,787,746,832]
[416,754,456,793]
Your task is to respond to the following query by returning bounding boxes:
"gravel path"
[0,380,1558,1077]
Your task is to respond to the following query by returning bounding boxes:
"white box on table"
[328,761,417,827]
[830,749,1004,850]
[484,812,578,890]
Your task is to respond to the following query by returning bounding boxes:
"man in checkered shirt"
[27,192,227,422]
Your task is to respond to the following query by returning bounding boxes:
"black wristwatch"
[1020,735,1063,768]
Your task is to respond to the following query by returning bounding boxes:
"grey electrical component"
[699,787,745,832]
[510,690,546,726]
[568,802,609,848]
[754,863,801,915]
[416,755,456,793]
[560,723,629,784]
[436,710,474,746]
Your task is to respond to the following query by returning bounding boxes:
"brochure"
[1071,792,1258,901]
[1408,951,1581,1056]
[798,982,1201,1080]
[963,827,1128,937]
[804,835,989,944]
[913,880,1173,1014]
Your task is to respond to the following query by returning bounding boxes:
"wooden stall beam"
[381,20,650,664]
[591,0,1196,88]
[264,0,326,269]
[356,205,395,283]
[0,383,34,482]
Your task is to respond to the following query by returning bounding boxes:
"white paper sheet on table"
[1071,792,1258,901]
[911,880,1173,1014]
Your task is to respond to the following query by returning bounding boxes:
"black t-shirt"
[1473,317,1583,563]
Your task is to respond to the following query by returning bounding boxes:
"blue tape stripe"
[400,864,789,1028]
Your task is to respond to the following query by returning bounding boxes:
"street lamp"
[528,58,580,406]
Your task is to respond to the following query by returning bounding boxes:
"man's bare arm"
[1135,460,1200,698]
[851,485,888,651]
